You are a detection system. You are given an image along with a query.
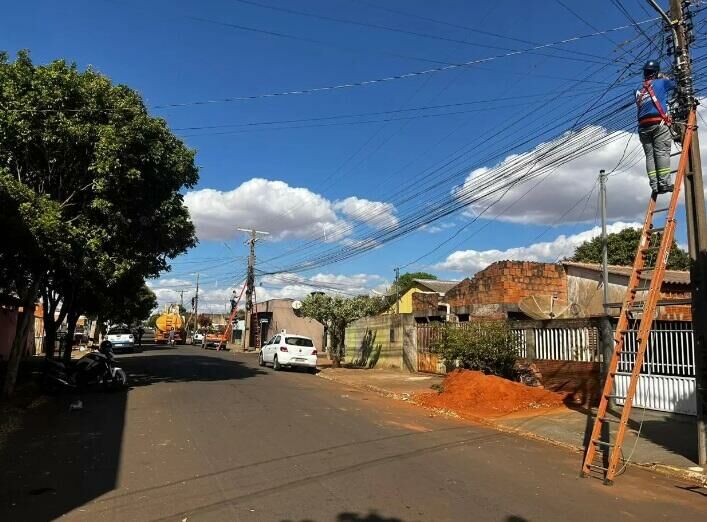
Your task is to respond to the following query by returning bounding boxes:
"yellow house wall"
[384,287,422,315]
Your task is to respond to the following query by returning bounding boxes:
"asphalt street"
[1,346,705,521]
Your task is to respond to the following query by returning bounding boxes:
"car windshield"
[108,328,131,335]
[286,337,313,347]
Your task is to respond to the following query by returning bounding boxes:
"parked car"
[258,333,317,372]
[192,330,205,345]
[106,327,135,352]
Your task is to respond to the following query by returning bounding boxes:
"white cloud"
[435,221,641,274]
[458,121,707,225]
[419,221,456,234]
[333,196,398,230]
[185,179,398,243]
[184,178,348,242]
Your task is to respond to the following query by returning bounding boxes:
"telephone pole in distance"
[237,228,269,350]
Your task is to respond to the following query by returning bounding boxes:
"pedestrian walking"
[168,327,175,346]
[636,60,677,194]
[201,329,207,350]
[136,325,144,349]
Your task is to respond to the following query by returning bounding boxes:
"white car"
[106,327,135,352]
[258,334,317,372]
[192,331,205,345]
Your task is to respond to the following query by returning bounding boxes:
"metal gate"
[615,321,696,415]
[416,325,445,374]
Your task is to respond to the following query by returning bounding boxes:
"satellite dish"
[518,296,580,320]
[292,300,303,310]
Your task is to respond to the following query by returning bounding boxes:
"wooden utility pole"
[653,0,707,467]
[237,228,269,350]
[394,267,400,314]
[192,272,200,334]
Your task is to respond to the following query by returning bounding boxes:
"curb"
[317,370,707,487]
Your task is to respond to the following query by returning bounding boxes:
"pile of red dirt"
[415,370,568,418]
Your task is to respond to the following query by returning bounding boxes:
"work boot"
[658,183,674,194]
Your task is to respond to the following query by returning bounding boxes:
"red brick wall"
[446,261,568,308]
[412,292,441,313]
[659,283,691,320]
[531,360,600,407]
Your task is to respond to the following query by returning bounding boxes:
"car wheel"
[258,352,265,367]
[308,367,317,374]
[273,355,281,371]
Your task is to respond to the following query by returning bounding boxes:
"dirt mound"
[415,370,568,418]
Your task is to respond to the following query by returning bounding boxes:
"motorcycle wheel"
[108,369,128,391]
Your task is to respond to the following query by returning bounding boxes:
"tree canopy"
[393,272,438,296]
[0,50,199,394]
[299,293,385,365]
[570,227,690,270]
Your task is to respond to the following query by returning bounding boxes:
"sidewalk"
[317,367,706,485]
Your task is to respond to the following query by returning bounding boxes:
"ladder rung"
[648,227,665,234]
[599,417,621,423]
[592,440,615,447]
[670,150,682,157]
[652,207,670,214]
[588,464,609,471]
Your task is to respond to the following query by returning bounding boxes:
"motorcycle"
[44,340,128,392]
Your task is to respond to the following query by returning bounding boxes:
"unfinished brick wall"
[412,292,441,313]
[529,360,600,407]
[659,283,692,320]
[446,261,568,308]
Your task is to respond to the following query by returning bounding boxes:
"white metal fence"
[533,327,598,362]
[616,321,696,415]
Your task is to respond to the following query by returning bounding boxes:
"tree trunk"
[2,282,40,398]
[63,308,80,364]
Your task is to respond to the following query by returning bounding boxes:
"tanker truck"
[155,305,187,344]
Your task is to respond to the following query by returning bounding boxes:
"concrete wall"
[345,314,416,371]
[254,299,325,349]
[566,266,691,320]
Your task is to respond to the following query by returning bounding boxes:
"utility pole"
[237,228,269,350]
[599,170,609,314]
[649,0,707,467]
[178,290,184,311]
[192,272,200,334]
[394,267,400,314]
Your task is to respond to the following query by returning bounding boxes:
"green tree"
[94,282,157,327]
[0,172,67,395]
[197,314,213,328]
[570,227,690,270]
[147,314,160,328]
[299,294,384,367]
[433,322,518,378]
[0,51,198,393]
[393,272,438,296]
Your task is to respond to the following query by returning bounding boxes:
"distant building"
[385,278,459,315]
[250,299,325,349]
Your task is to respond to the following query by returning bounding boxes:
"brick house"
[421,260,691,322]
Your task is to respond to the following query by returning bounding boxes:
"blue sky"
[3,0,703,311]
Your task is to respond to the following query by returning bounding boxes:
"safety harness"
[637,79,672,127]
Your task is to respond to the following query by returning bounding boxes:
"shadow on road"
[119,351,265,387]
[0,349,263,520]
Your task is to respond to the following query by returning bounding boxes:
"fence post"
[598,316,615,408]
[525,327,536,362]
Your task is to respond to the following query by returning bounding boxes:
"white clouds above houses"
[184,178,397,243]
[435,221,641,274]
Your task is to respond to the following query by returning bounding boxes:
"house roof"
[413,279,460,294]
[562,262,690,285]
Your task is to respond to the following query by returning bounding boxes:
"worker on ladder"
[636,60,677,194]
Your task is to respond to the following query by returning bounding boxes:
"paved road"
[1,346,705,521]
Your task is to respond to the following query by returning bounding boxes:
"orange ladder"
[580,110,696,484]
